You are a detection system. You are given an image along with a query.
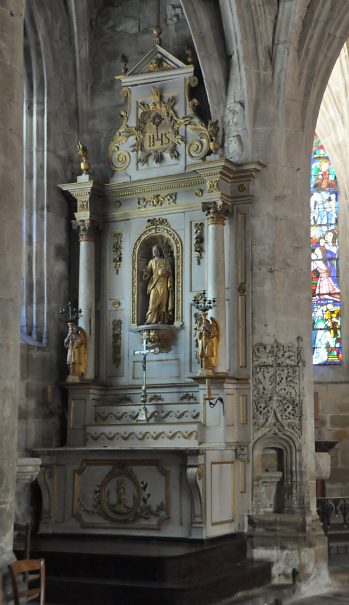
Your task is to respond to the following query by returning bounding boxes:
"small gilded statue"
[194,314,219,374]
[143,245,174,324]
[64,321,87,382]
[192,291,219,375]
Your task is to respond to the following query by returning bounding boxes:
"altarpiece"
[37,42,263,541]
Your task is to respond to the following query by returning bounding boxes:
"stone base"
[248,514,329,591]
[35,446,241,540]
[30,533,272,605]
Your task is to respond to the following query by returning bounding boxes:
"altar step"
[31,533,272,605]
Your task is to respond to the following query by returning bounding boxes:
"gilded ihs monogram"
[135,87,189,165]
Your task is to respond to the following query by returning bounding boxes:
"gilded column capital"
[202,200,228,225]
[72,218,99,242]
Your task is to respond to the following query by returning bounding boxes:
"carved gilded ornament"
[146,217,170,230]
[87,429,197,442]
[77,199,89,212]
[194,222,204,265]
[148,394,164,403]
[112,232,123,274]
[72,460,171,530]
[180,393,197,402]
[112,299,121,309]
[139,328,174,352]
[109,86,188,168]
[76,465,168,527]
[108,87,132,171]
[95,409,200,423]
[137,193,177,209]
[144,57,173,72]
[112,319,122,368]
[109,83,220,171]
[99,466,142,522]
[207,179,219,193]
[203,200,228,225]
[185,75,220,159]
[72,218,98,241]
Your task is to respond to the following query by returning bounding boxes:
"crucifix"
[135,332,159,422]
[59,300,82,323]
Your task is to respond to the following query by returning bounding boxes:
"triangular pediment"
[117,44,194,86]
[126,44,188,76]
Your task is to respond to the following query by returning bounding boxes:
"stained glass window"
[311,136,342,365]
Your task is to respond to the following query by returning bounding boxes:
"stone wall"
[315,382,349,497]
[87,0,202,182]
[18,0,78,457]
[0,0,25,593]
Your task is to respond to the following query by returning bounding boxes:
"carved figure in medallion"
[114,479,133,514]
[143,245,174,324]
[64,322,87,382]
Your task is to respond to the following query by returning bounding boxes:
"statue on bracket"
[194,314,219,375]
[143,244,174,324]
[64,322,87,382]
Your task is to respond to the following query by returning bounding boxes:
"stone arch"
[252,428,302,515]
[181,0,228,127]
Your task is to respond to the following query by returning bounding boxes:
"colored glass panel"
[311,135,342,365]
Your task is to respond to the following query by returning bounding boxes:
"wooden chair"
[9,558,45,605]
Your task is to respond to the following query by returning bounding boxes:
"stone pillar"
[15,458,41,523]
[204,201,228,374]
[0,0,25,578]
[72,219,97,380]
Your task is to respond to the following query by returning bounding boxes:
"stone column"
[203,200,228,374]
[0,0,25,578]
[72,219,97,380]
[15,458,41,523]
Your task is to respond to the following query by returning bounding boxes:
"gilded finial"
[185,44,194,65]
[76,142,90,175]
[208,120,221,153]
[153,24,162,44]
[153,0,162,44]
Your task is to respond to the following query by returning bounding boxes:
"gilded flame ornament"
[77,142,90,175]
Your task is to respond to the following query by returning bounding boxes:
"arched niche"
[131,221,183,327]
[252,429,302,515]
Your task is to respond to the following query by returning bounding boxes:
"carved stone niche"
[131,220,183,327]
[252,430,302,515]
